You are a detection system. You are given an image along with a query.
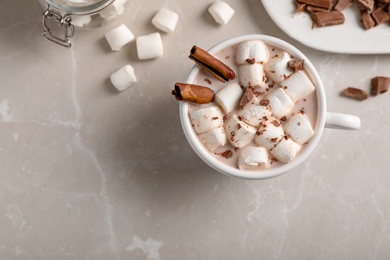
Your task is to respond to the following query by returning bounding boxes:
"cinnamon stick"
[189,46,236,83]
[172,83,215,104]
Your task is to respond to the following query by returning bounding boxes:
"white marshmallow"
[152,8,179,33]
[271,138,301,163]
[239,63,267,90]
[237,100,272,127]
[264,52,293,83]
[215,83,243,114]
[99,0,127,20]
[208,1,235,25]
[282,71,315,102]
[136,33,163,60]
[238,146,270,170]
[284,113,314,145]
[71,15,91,28]
[105,24,134,51]
[110,65,137,91]
[254,119,285,149]
[198,126,227,151]
[235,40,269,65]
[224,115,257,148]
[189,106,223,134]
[266,88,294,118]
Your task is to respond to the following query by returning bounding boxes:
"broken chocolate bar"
[288,59,305,71]
[371,7,390,25]
[239,87,255,109]
[343,87,369,101]
[361,10,376,29]
[334,0,353,11]
[371,76,390,95]
[311,11,345,27]
[356,0,374,12]
[297,0,333,9]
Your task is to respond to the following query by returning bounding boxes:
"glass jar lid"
[44,0,115,15]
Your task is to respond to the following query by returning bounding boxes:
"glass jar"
[39,0,128,47]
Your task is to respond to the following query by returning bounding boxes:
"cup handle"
[325,112,361,130]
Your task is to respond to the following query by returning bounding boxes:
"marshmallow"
[215,83,243,114]
[264,52,293,83]
[254,119,285,149]
[237,100,272,127]
[136,33,163,60]
[198,126,227,151]
[284,113,314,145]
[70,15,91,28]
[271,138,301,163]
[99,0,127,20]
[225,115,257,148]
[238,146,270,170]
[189,106,223,134]
[105,24,134,51]
[235,40,269,65]
[238,63,267,90]
[266,88,294,118]
[152,8,179,33]
[208,1,235,25]
[282,71,315,102]
[110,65,137,91]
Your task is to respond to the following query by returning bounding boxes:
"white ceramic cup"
[179,34,360,180]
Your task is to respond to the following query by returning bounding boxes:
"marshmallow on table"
[105,24,134,51]
[282,71,315,102]
[271,138,301,163]
[266,88,294,118]
[208,1,235,25]
[284,113,314,145]
[152,8,179,33]
[110,65,137,91]
[215,82,243,114]
[225,115,257,148]
[254,119,285,149]
[239,63,267,90]
[264,52,293,83]
[189,106,223,134]
[198,126,227,151]
[238,146,270,170]
[237,99,272,127]
[235,40,269,65]
[136,33,163,60]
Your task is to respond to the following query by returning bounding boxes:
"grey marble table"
[0,0,389,259]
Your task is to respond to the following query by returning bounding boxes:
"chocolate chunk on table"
[310,11,345,27]
[371,76,390,95]
[343,87,369,101]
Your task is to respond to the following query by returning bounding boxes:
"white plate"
[262,0,390,54]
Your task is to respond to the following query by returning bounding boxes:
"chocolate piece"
[371,7,390,24]
[343,87,369,100]
[356,0,374,12]
[288,59,305,71]
[296,1,307,12]
[306,5,329,12]
[172,83,215,104]
[239,87,255,109]
[260,98,270,106]
[361,10,376,29]
[334,0,353,11]
[220,150,233,159]
[371,76,390,95]
[298,0,333,9]
[189,45,236,83]
[311,11,345,27]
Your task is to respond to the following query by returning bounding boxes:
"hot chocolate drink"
[182,39,318,171]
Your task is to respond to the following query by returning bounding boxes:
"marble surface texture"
[1,0,390,259]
